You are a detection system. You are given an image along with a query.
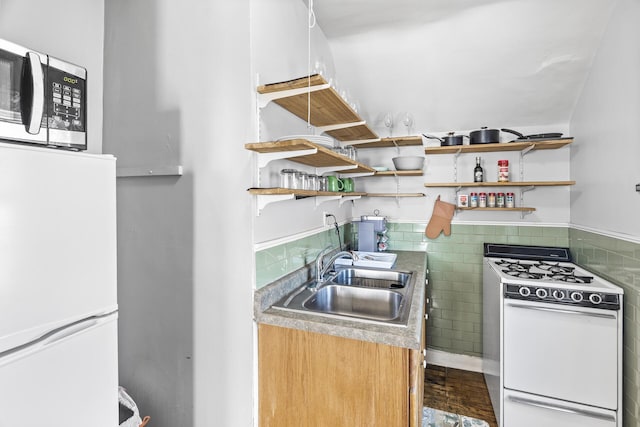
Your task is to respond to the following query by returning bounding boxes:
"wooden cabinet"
[258,323,425,427]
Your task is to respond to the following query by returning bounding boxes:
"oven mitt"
[425,195,456,239]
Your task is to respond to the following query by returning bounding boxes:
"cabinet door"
[409,299,426,427]
[258,324,409,427]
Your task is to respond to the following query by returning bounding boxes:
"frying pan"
[422,132,468,146]
[501,128,563,140]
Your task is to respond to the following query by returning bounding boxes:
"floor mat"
[423,406,490,427]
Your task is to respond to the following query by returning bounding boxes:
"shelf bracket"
[338,171,375,178]
[521,144,536,157]
[257,148,317,169]
[519,185,535,219]
[452,148,462,183]
[315,195,342,206]
[257,83,331,109]
[256,194,294,215]
[316,164,357,175]
[316,121,366,133]
[339,195,361,205]
[391,139,400,157]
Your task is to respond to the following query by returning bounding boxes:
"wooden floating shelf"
[354,136,423,149]
[248,188,366,197]
[457,207,536,212]
[424,181,576,188]
[374,170,423,177]
[247,188,424,198]
[424,138,573,155]
[366,193,426,198]
[257,74,378,142]
[244,139,375,174]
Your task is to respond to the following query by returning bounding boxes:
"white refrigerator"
[0,142,118,426]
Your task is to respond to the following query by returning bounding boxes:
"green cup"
[326,176,344,192]
[342,178,354,193]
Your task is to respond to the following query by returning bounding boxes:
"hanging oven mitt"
[425,195,456,239]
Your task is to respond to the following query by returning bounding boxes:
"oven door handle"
[505,302,617,320]
[508,395,617,422]
[25,51,45,135]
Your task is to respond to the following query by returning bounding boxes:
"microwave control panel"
[46,66,85,132]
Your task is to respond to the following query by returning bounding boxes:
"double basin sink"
[271,266,415,327]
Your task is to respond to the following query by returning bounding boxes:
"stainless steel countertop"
[254,251,427,350]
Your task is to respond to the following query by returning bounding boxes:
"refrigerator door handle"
[44,318,99,346]
[0,312,117,362]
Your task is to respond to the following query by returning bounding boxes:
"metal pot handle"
[501,128,524,138]
[422,133,443,142]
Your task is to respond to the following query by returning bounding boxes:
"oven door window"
[503,300,618,409]
[0,50,23,123]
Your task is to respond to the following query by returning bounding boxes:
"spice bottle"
[470,192,479,208]
[506,192,515,208]
[479,192,487,208]
[497,192,505,208]
[488,192,496,208]
[498,160,509,182]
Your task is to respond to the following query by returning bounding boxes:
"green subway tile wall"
[388,223,570,356]
[255,224,352,289]
[569,228,640,427]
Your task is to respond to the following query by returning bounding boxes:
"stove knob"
[535,288,548,299]
[571,292,583,302]
[589,294,603,305]
[519,287,531,297]
[553,290,566,300]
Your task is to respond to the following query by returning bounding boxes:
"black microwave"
[0,38,86,150]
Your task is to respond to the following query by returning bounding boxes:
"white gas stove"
[482,243,623,427]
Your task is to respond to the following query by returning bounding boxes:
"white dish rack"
[334,251,397,269]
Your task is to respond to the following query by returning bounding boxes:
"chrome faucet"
[314,247,355,287]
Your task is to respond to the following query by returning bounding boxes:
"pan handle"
[422,133,443,142]
[501,128,524,138]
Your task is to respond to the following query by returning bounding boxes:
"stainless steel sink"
[329,268,411,289]
[271,266,415,327]
[303,285,403,321]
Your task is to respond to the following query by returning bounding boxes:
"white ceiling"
[302,0,616,135]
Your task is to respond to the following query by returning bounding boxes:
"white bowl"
[392,156,424,171]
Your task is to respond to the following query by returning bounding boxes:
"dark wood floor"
[423,364,498,427]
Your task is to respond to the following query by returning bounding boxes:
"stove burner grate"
[504,270,546,280]
[536,261,575,274]
[546,273,594,284]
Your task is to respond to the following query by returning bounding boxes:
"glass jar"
[293,171,307,190]
[318,176,328,192]
[306,174,319,191]
[497,192,505,208]
[280,169,297,189]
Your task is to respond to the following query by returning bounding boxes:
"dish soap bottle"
[474,157,484,182]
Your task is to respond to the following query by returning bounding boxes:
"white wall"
[570,0,640,240]
[104,1,254,427]
[0,0,105,153]
[251,0,352,244]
